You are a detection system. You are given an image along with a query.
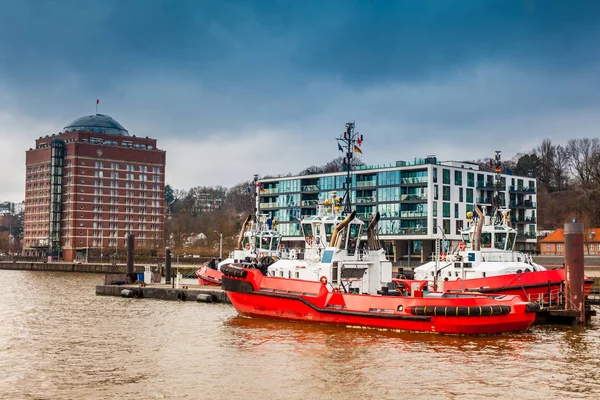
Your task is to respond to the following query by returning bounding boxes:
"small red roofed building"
[539,228,600,255]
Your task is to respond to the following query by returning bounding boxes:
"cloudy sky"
[1,0,599,201]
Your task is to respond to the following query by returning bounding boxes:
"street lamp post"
[214,230,223,259]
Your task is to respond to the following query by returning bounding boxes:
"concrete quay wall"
[0,261,147,274]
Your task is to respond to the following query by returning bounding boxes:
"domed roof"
[62,114,129,136]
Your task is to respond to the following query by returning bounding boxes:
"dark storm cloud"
[0,0,599,198]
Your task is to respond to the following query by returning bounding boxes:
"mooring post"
[165,248,172,284]
[564,222,585,324]
[126,233,135,282]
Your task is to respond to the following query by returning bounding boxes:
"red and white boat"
[196,176,282,287]
[413,204,594,303]
[222,266,538,335]
[222,192,538,335]
[196,263,222,286]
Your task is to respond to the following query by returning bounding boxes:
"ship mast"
[253,174,260,223]
[491,151,502,224]
[336,122,363,214]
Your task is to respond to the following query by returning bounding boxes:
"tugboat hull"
[442,269,594,302]
[223,268,537,335]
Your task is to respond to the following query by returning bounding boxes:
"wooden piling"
[564,222,585,324]
[165,248,172,284]
[126,234,135,282]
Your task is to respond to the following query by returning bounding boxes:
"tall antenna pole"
[336,122,363,214]
[253,174,259,221]
[96,99,99,115]
[492,150,502,223]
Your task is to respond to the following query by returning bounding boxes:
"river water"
[0,270,599,400]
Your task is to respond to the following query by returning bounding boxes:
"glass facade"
[257,162,537,252]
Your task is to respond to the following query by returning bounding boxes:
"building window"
[442,169,450,185]
[443,202,450,218]
[454,171,462,186]
[459,188,463,202]
[557,244,563,251]
[442,186,450,201]
[443,219,450,235]
[455,220,463,235]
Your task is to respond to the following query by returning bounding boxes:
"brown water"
[0,270,599,400]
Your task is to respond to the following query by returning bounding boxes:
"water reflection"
[0,270,599,400]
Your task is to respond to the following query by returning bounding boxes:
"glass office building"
[259,157,537,266]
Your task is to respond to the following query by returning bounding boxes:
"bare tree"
[535,139,556,191]
[567,138,600,189]
[553,144,570,191]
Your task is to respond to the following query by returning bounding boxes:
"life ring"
[245,243,251,250]
[440,253,447,261]
[259,252,264,258]
[459,242,466,251]
[306,236,313,246]
[319,275,327,285]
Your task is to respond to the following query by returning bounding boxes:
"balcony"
[400,194,428,202]
[300,200,319,207]
[356,212,375,220]
[260,203,278,209]
[356,196,376,203]
[509,186,536,194]
[476,197,492,204]
[477,182,506,190]
[398,227,428,235]
[301,185,320,192]
[261,188,279,195]
[356,180,377,188]
[400,211,428,218]
[510,201,537,209]
[517,232,537,239]
[525,216,536,223]
[400,177,428,185]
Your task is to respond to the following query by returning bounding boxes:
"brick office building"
[23,114,166,261]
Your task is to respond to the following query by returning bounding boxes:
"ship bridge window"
[481,233,492,248]
[462,233,470,243]
[322,249,334,263]
[494,232,507,250]
[508,232,517,250]
[260,235,270,250]
[345,223,362,256]
[324,223,335,244]
[272,236,280,251]
[302,224,313,240]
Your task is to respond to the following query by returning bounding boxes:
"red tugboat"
[222,266,538,335]
[412,152,594,302]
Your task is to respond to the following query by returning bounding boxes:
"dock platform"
[96,283,230,304]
